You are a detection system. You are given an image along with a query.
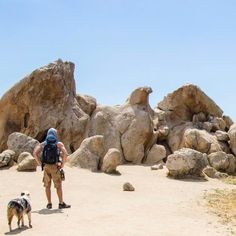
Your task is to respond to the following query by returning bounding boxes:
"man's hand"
[33,143,43,166]
[57,162,64,169]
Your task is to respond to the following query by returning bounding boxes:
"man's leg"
[56,183,63,203]
[53,167,70,209]
[45,182,52,204]
[56,184,71,209]
[43,166,52,209]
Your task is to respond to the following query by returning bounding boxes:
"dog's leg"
[21,215,24,227]
[17,215,22,229]
[27,212,32,228]
[7,210,13,232]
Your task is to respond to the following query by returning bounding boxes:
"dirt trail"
[0,165,235,236]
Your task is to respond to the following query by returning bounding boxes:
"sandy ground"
[0,165,235,236]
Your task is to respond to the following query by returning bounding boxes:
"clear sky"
[1,0,236,121]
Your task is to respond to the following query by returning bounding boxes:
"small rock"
[123,182,135,191]
[0,150,15,168]
[150,163,164,170]
[17,152,37,171]
[203,166,228,179]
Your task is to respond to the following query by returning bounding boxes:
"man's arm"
[33,143,43,166]
[58,142,68,168]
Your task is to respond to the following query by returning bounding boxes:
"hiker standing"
[33,128,71,209]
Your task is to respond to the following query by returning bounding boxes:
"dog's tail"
[7,206,18,217]
[8,201,23,214]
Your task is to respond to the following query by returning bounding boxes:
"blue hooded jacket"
[42,128,60,165]
[45,128,59,145]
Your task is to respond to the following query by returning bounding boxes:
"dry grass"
[203,175,236,234]
[220,176,236,185]
[204,189,236,227]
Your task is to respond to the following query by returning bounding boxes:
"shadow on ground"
[32,208,63,215]
[5,226,30,235]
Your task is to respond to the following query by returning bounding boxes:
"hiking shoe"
[46,203,52,209]
[59,202,71,209]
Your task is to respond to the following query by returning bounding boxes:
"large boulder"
[88,106,122,158]
[67,135,105,172]
[215,130,229,142]
[145,144,166,165]
[166,148,208,178]
[167,123,226,154]
[183,128,222,154]
[218,141,231,154]
[156,84,232,158]
[157,84,223,127]
[229,124,236,156]
[17,152,37,171]
[120,105,154,163]
[192,112,207,123]
[208,151,236,174]
[0,59,89,153]
[210,117,226,132]
[7,132,39,161]
[167,122,194,152]
[0,150,15,168]
[223,115,234,131]
[88,87,155,164]
[76,94,97,116]
[101,148,122,173]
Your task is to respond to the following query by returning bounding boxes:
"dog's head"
[21,191,30,200]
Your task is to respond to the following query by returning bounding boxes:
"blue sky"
[1,0,236,121]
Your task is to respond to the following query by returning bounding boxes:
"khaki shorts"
[43,164,61,188]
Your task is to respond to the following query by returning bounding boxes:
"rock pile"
[0,60,235,177]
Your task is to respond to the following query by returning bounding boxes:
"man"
[33,128,71,209]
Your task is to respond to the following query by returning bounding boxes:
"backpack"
[41,135,60,164]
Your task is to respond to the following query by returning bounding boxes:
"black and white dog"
[7,191,32,231]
